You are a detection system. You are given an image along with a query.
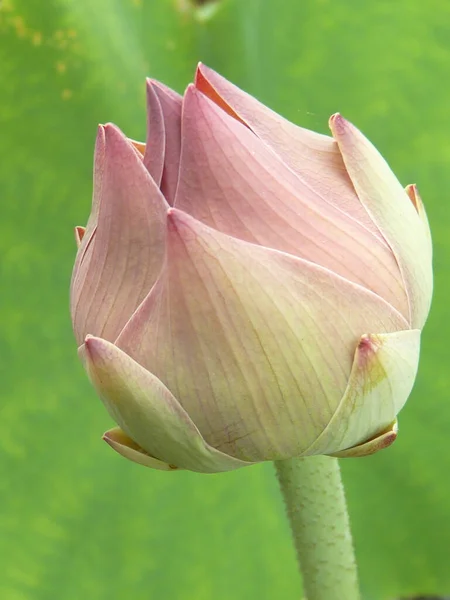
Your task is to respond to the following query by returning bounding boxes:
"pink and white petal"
[175,86,407,316]
[304,329,421,456]
[70,124,169,345]
[143,80,165,186]
[195,63,382,237]
[117,209,408,463]
[71,126,105,282]
[150,80,182,205]
[330,115,433,329]
[103,427,179,471]
[81,337,253,473]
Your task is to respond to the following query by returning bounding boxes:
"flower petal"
[143,80,165,186]
[195,63,382,238]
[81,336,252,473]
[70,124,168,345]
[329,115,433,329]
[304,329,421,456]
[330,421,398,458]
[147,80,182,205]
[174,86,407,316]
[103,427,179,470]
[116,209,408,463]
[71,126,105,283]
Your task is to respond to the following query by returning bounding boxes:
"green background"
[1,0,449,598]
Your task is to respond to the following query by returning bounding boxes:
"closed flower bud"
[71,64,432,473]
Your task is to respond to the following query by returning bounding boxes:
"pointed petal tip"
[405,183,419,206]
[167,207,180,234]
[329,112,347,134]
[103,122,154,164]
[167,206,182,223]
[166,207,198,240]
[102,429,114,443]
[95,124,106,152]
[330,420,398,458]
[146,77,182,101]
[184,82,199,98]
[403,183,432,248]
[190,65,245,124]
[102,427,180,471]
[103,122,125,140]
[146,77,169,98]
[103,124,151,165]
[74,226,85,247]
[102,428,124,448]
[194,61,207,81]
[183,82,215,114]
[83,334,101,358]
[196,62,213,76]
[195,62,214,84]
[145,77,160,96]
[146,76,166,88]
[356,333,383,368]
[329,112,342,121]
[100,123,132,155]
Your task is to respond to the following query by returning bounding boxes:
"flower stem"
[275,456,361,600]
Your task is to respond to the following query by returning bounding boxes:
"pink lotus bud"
[71,65,432,473]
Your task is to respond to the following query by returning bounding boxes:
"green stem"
[275,456,361,600]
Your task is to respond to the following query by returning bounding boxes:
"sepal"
[81,336,253,473]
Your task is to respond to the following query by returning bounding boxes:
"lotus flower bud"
[70,64,433,473]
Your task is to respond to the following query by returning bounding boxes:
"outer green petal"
[80,336,253,473]
[103,427,178,471]
[329,114,433,329]
[304,329,421,456]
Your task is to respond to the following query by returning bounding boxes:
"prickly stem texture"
[275,456,361,600]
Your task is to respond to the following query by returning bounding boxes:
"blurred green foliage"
[1,0,449,598]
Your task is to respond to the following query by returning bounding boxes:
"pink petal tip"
[329,112,346,133]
